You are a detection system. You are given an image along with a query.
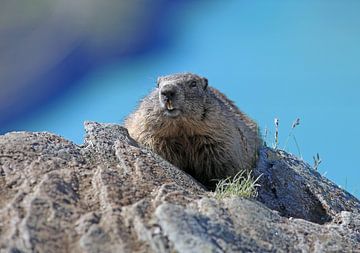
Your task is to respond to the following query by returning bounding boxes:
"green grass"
[213,170,261,199]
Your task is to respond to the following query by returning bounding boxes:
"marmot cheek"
[158,97,166,109]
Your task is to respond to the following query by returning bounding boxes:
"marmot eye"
[190,81,197,88]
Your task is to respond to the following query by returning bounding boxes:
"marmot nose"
[161,87,176,101]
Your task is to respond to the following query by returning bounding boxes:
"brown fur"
[125,73,262,189]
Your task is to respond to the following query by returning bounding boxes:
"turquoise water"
[6,1,360,196]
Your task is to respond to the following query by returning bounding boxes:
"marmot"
[125,73,262,189]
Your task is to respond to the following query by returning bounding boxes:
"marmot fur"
[125,73,262,189]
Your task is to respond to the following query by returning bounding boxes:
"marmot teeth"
[166,101,174,111]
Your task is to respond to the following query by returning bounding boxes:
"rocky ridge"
[0,122,359,252]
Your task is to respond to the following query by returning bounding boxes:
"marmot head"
[156,73,208,119]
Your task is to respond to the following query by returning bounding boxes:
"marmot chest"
[160,135,218,167]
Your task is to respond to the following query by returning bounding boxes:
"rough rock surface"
[0,121,359,253]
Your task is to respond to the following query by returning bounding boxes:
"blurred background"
[0,1,359,197]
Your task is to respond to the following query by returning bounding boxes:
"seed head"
[292,118,300,129]
[274,118,279,127]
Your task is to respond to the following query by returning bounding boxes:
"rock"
[254,148,360,224]
[0,122,359,252]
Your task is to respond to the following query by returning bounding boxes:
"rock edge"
[0,121,359,252]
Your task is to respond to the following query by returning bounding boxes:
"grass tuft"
[214,170,261,199]
[313,153,322,170]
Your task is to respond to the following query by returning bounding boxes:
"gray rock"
[0,122,359,252]
[254,148,360,224]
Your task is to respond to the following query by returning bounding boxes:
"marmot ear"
[203,78,208,90]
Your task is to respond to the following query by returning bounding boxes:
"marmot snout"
[125,73,262,189]
[159,83,182,118]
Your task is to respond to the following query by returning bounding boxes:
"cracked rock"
[0,122,359,252]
